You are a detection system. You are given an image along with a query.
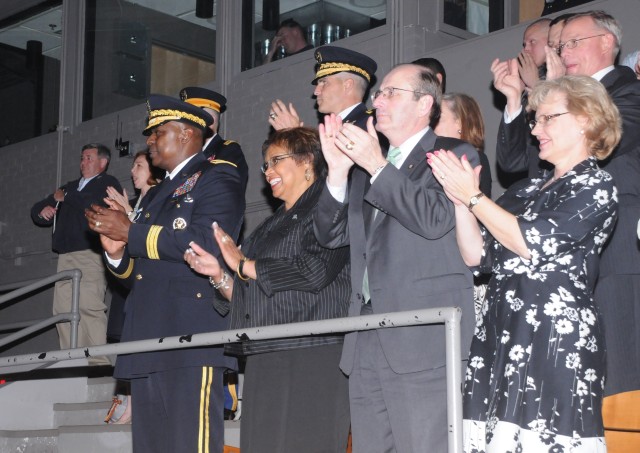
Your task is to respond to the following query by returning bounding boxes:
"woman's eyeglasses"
[528,112,569,130]
[261,153,297,173]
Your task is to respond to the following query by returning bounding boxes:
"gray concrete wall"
[1,0,638,356]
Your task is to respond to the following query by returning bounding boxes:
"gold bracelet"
[236,257,250,281]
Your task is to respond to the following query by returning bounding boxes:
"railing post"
[445,307,463,453]
[69,269,82,349]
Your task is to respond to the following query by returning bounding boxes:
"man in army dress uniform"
[180,86,248,189]
[268,46,378,131]
[86,95,245,453]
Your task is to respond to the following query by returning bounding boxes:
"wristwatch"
[468,192,485,212]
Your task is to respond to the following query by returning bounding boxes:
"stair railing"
[0,306,464,452]
[0,269,82,349]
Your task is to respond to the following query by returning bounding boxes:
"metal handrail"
[0,307,464,453]
[0,269,82,349]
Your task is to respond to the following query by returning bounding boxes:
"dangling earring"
[305,168,311,181]
[457,130,462,135]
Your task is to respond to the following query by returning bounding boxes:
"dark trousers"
[131,366,224,453]
[349,326,448,453]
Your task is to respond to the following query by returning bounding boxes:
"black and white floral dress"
[463,158,617,453]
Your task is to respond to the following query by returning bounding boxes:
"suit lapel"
[400,130,436,178]
[600,66,636,93]
[368,130,436,231]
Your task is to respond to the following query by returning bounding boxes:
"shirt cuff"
[105,252,122,268]
[503,105,523,124]
[327,181,347,203]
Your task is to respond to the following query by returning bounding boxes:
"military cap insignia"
[311,46,376,85]
[173,171,201,198]
[143,94,213,136]
[173,217,187,230]
[179,89,188,101]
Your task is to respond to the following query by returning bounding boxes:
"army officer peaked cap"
[312,46,377,85]
[180,87,227,113]
[144,94,213,137]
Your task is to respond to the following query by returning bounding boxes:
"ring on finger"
[345,141,355,151]
[269,112,277,120]
[95,220,102,228]
[221,235,228,244]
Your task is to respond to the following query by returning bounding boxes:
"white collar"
[591,65,615,81]
[390,126,431,169]
[203,133,218,151]
[337,103,362,122]
[166,154,198,180]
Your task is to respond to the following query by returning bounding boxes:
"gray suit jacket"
[314,129,478,375]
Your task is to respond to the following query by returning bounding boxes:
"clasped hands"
[427,150,482,207]
[184,222,247,282]
[492,46,565,111]
[319,114,386,183]
[85,204,131,259]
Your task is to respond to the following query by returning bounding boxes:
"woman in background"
[435,92,494,315]
[435,92,492,198]
[103,150,162,424]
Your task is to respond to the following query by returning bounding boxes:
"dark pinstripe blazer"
[218,180,351,356]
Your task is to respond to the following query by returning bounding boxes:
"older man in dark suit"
[314,64,479,452]
[86,95,245,453]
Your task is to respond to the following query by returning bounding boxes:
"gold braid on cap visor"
[315,62,370,82]
[146,109,207,130]
[184,98,221,112]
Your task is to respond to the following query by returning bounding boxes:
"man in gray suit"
[314,64,479,452]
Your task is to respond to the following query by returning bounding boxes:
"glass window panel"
[0,1,62,146]
[244,0,387,71]
[84,0,217,121]
[443,0,492,35]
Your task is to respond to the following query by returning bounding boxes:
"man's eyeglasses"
[260,153,298,173]
[558,34,606,54]
[528,112,570,130]
[371,87,428,102]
